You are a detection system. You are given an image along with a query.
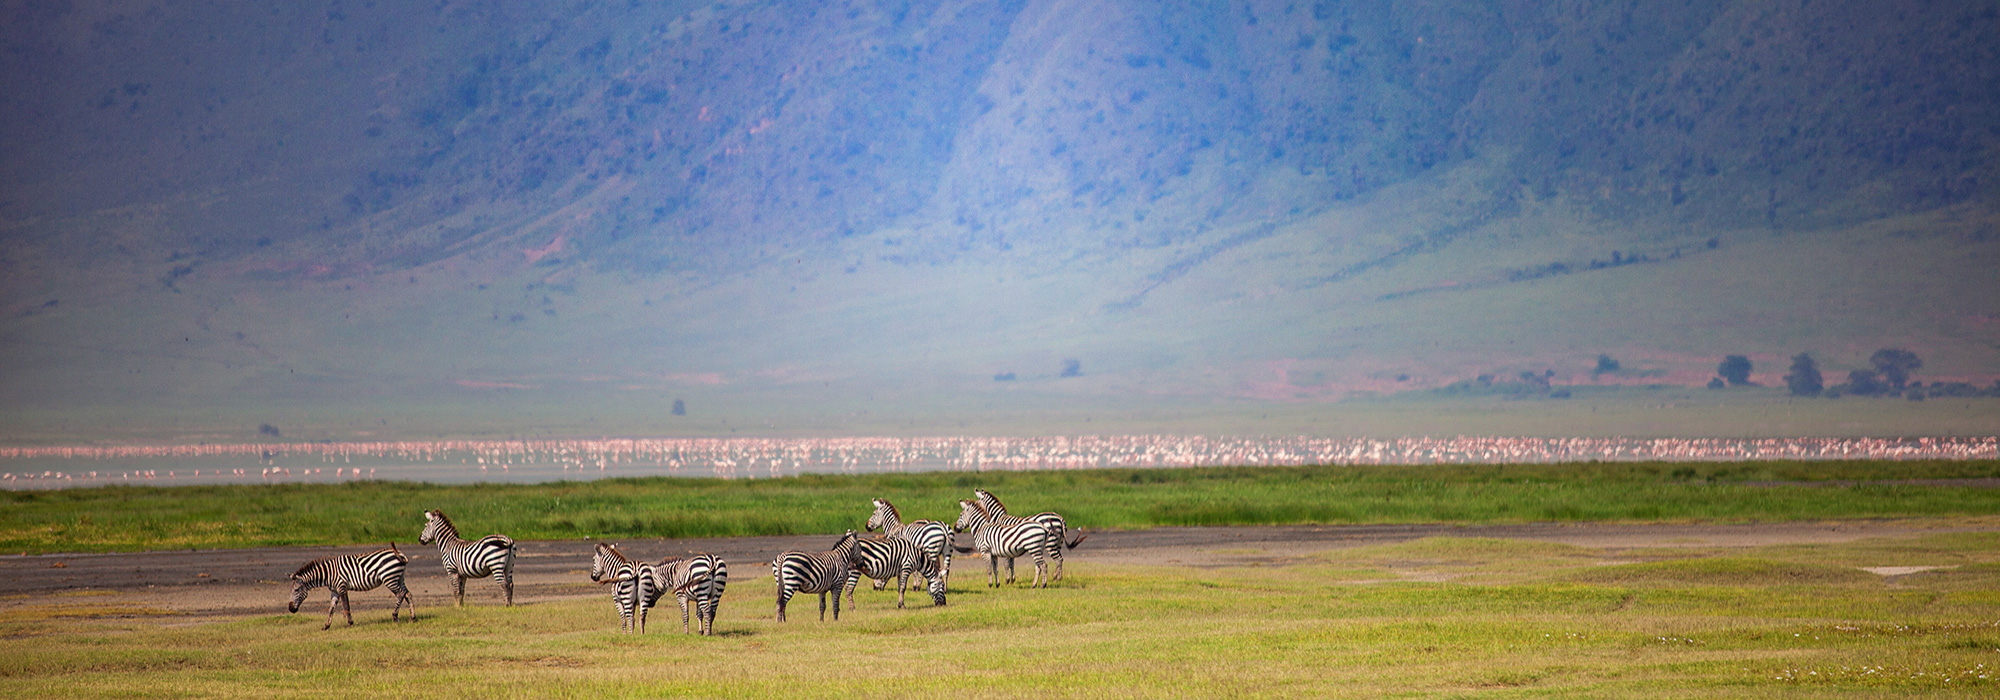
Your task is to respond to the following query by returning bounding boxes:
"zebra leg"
[988,555,1000,588]
[701,595,718,635]
[497,570,513,606]
[844,570,859,613]
[817,591,827,621]
[680,594,692,634]
[391,580,413,622]
[453,575,466,607]
[776,588,789,623]
[1005,556,1017,584]
[1033,551,1048,589]
[340,588,356,626]
[833,586,842,621]
[320,589,341,630]
[896,567,910,609]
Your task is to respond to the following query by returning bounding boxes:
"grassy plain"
[5,460,2000,554]
[4,532,1999,698]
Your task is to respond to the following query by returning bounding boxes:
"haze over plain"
[2,0,1996,442]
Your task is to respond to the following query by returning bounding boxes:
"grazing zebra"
[589,543,659,633]
[653,553,729,635]
[772,530,859,622]
[975,489,1087,580]
[864,498,952,590]
[289,545,415,630]
[953,499,1052,588]
[844,534,947,609]
[418,509,519,606]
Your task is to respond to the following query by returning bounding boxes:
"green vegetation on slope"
[5,460,1999,554]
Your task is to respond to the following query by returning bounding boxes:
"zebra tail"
[1065,529,1089,550]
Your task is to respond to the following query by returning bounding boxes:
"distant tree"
[1784,353,1822,396]
[1707,377,1726,389]
[1868,348,1922,389]
[1717,355,1752,386]
[1844,369,1889,396]
[671,399,686,416]
[1594,354,1620,376]
[258,423,282,438]
[1060,359,1082,378]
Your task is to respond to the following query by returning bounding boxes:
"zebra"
[974,489,1087,580]
[772,530,859,622]
[844,533,947,609]
[653,553,729,635]
[288,544,415,630]
[864,498,952,590]
[418,509,519,606]
[953,499,1052,588]
[589,542,659,633]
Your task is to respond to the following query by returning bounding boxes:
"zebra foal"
[288,545,415,630]
[590,543,659,633]
[864,498,952,591]
[975,489,1087,580]
[418,509,519,606]
[844,533,946,609]
[953,499,1053,588]
[653,553,729,635]
[772,530,858,622]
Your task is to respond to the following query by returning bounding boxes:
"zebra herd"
[286,490,1086,632]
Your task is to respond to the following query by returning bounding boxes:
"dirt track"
[3,520,1992,622]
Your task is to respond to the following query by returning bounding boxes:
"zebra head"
[866,498,898,532]
[953,499,987,533]
[417,509,451,545]
[286,560,319,613]
[925,574,947,606]
[287,577,309,613]
[590,542,628,583]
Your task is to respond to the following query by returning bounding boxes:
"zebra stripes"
[654,553,728,635]
[975,489,1087,580]
[419,509,519,606]
[772,530,858,622]
[954,499,1053,588]
[289,545,414,630]
[865,498,952,590]
[844,534,946,609]
[590,543,660,633]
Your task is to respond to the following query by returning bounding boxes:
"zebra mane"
[875,498,901,521]
[292,556,328,578]
[426,509,456,531]
[596,541,628,562]
[976,489,1009,513]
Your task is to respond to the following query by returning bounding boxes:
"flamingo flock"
[1,435,1993,490]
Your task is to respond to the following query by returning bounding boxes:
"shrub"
[1784,353,1823,396]
[1869,348,1922,389]
[1594,354,1620,375]
[1717,355,1752,386]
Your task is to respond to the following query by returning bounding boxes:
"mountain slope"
[1,0,1996,439]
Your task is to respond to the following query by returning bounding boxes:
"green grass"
[5,460,2000,554]
[5,533,1999,698]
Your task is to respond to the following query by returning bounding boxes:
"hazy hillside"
[1,0,1996,441]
